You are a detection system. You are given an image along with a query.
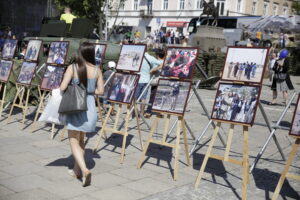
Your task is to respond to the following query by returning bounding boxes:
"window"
[237,0,242,12]
[283,7,288,15]
[196,0,201,9]
[133,0,138,10]
[179,0,185,10]
[163,0,168,10]
[216,0,225,15]
[251,1,256,15]
[120,1,125,10]
[273,4,278,15]
[263,3,268,15]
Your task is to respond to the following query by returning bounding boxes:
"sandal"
[82,171,92,187]
[67,169,81,179]
[268,102,277,105]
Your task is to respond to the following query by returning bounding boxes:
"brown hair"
[76,42,95,87]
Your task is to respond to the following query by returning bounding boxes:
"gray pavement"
[0,76,299,200]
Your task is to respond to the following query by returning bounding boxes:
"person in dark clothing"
[233,63,239,77]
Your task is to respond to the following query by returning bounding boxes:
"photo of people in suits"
[41,65,65,91]
[16,62,37,85]
[24,40,42,61]
[47,41,69,65]
[2,39,17,59]
[0,60,13,82]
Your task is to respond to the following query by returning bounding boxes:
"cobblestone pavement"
[0,77,299,200]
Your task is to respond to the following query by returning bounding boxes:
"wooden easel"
[6,84,31,129]
[0,82,7,117]
[31,86,49,132]
[194,121,250,200]
[272,138,300,200]
[137,113,191,181]
[95,94,105,125]
[93,101,143,163]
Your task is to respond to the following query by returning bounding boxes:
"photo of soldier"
[40,65,65,91]
[24,40,42,61]
[95,44,106,66]
[16,62,37,85]
[0,60,13,82]
[47,42,69,65]
[2,39,17,59]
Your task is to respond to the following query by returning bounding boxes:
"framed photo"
[221,47,269,84]
[152,79,192,115]
[107,72,139,105]
[46,41,69,65]
[95,44,107,66]
[24,40,42,61]
[0,60,13,83]
[116,44,146,72]
[2,39,17,59]
[289,94,300,138]
[211,83,261,126]
[16,62,37,86]
[40,65,65,91]
[160,47,198,79]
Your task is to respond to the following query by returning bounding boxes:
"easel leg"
[195,122,221,188]
[242,126,249,200]
[96,96,104,125]
[7,86,22,124]
[173,118,182,181]
[0,84,6,117]
[224,124,234,161]
[50,123,56,139]
[272,139,300,200]
[60,126,67,141]
[120,106,130,163]
[181,117,190,166]
[31,91,46,132]
[21,88,31,129]
[134,103,143,151]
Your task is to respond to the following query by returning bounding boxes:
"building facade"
[107,0,294,37]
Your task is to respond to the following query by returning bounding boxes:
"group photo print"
[95,44,106,66]
[47,41,69,65]
[161,47,198,79]
[16,62,37,86]
[107,72,139,104]
[221,47,268,84]
[24,40,42,61]
[116,44,146,72]
[290,94,300,137]
[0,60,13,83]
[211,83,261,125]
[152,79,192,115]
[40,65,65,91]
[2,39,17,59]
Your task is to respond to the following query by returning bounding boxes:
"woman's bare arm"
[95,69,104,95]
[60,65,73,91]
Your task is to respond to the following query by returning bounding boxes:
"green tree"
[292,1,300,15]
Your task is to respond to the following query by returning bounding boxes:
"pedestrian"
[60,42,104,187]
[227,62,234,78]
[60,7,77,25]
[270,49,294,106]
[233,62,239,78]
[171,29,175,44]
[268,53,277,82]
[175,30,180,44]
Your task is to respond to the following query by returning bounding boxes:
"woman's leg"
[272,90,278,104]
[283,91,288,105]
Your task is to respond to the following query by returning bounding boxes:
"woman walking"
[270,49,294,106]
[60,42,104,186]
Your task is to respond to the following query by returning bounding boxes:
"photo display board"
[0,60,13,83]
[116,44,146,72]
[211,82,262,126]
[289,94,300,138]
[24,40,42,62]
[107,72,140,105]
[160,47,198,80]
[47,41,69,65]
[16,62,37,86]
[220,47,269,84]
[2,39,17,59]
[40,65,65,91]
[95,44,107,66]
[152,78,192,115]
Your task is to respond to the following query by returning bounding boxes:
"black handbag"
[58,64,87,114]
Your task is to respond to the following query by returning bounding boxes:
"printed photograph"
[290,94,300,137]
[107,72,139,104]
[221,47,268,84]
[152,79,192,115]
[0,60,13,83]
[95,44,106,66]
[211,83,261,126]
[16,62,37,85]
[161,47,198,79]
[116,44,146,72]
[24,40,42,61]
[2,39,17,59]
[40,65,65,91]
[47,41,69,65]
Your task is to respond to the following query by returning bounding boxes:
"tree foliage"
[292,2,300,15]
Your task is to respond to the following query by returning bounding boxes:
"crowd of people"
[227,62,258,81]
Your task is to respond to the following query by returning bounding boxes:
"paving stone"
[0,162,45,177]
[0,188,61,200]
[90,172,130,189]
[0,152,42,165]
[0,185,15,196]
[110,167,160,181]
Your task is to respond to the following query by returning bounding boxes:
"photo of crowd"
[161,47,197,79]
[40,65,65,91]
[47,41,69,65]
[116,44,146,72]
[108,73,139,104]
[290,95,300,137]
[17,62,37,85]
[24,40,42,61]
[152,79,191,115]
[2,39,17,59]
[221,47,268,84]
[95,44,106,66]
[0,60,13,82]
[211,83,261,125]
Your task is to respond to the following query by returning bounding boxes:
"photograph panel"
[2,39,17,59]
[221,47,268,84]
[17,62,37,85]
[211,83,261,126]
[107,72,139,104]
[0,60,13,83]
[290,94,300,137]
[116,44,146,72]
[152,79,192,115]
[40,65,65,91]
[47,41,69,65]
[24,40,42,61]
[95,44,106,66]
[161,47,198,79]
